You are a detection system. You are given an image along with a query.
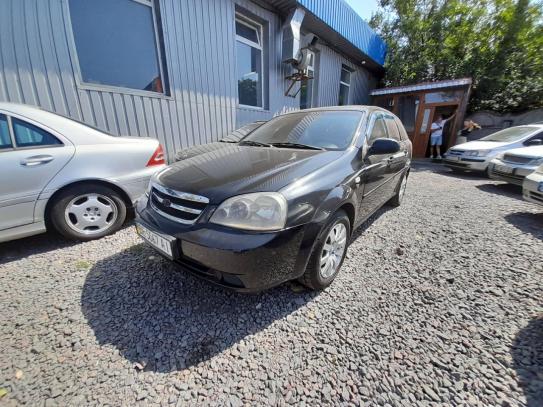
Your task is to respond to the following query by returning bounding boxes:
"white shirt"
[431,121,444,137]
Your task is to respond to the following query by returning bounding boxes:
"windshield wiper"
[219,139,238,143]
[239,140,273,147]
[269,142,325,151]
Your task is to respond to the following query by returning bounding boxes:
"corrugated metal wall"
[0,0,377,160]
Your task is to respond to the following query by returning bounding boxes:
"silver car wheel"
[64,194,118,235]
[320,223,347,279]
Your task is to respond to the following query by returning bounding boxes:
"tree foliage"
[370,0,543,113]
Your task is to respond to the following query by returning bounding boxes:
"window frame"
[338,66,352,106]
[65,0,171,99]
[0,113,15,152]
[300,50,316,109]
[235,13,265,110]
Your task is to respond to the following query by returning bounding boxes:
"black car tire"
[389,172,408,207]
[299,210,350,290]
[49,183,127,241]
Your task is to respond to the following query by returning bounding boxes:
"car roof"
[0,101,113,144]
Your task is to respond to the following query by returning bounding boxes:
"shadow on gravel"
[505,212,543,240]
[81,244,315,373]
[0,232,79,265]
[476,183,524,200]
[0,222,135,265]
[512,315,543,406]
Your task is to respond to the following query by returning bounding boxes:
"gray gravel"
[1,162,542,406]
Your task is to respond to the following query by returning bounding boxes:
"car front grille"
[503,154,534,164]
[150,183,209,224]
[529,191,543,202]
[491,169,525,181]
[448,149,465,156]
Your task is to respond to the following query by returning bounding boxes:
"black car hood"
[156,145,343,203]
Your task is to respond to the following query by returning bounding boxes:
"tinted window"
[13,119,62,148]
[69,0,166,94]
[481,126,536,142]
[368,115,388,145]
[244,111,363,150]
[385,117,401,141]
[0,114,12,150]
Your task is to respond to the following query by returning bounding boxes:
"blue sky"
[344,0,380,21]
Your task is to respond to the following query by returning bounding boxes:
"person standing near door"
[430,112,456,159]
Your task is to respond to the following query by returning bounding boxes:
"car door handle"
[20,155,54,166]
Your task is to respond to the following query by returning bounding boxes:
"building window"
[338,66,351,106]
[68,0,169,95]
[236,14,264,108]
[300,52,316,109]
[397,95,419,132]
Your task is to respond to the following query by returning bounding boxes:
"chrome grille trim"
[150,201,197,225]
[152,192,202,214]
[152,182,209,204]
[448,150,465,156]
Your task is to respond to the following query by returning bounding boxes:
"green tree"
[370,0,543,113]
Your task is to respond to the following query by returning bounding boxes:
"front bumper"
[488,161,536,186]
[442,155,489,171]
[135,195,315,292]
[523,172,543,206]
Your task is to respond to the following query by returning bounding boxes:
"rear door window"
[0,114,12,150]
[12,118,62,148]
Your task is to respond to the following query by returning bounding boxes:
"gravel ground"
[1,162,542,407]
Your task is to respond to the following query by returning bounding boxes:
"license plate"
[495,164,513,174]
[136,223,175,259]
[447,156,460,162]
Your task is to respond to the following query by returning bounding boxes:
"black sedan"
[135,106,412,292]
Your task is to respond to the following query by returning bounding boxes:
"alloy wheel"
[64,194,118,235]
[319,223,347,279]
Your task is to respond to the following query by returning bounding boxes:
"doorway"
[425,105,458,158]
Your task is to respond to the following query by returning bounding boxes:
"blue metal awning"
[296,0,386,66]
[262,0,387,69]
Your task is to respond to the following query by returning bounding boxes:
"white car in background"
[523,164,543,206]
[488,146,543,186]
[0,103,166,243]
[443,124,543,173]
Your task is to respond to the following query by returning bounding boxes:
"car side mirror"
[526,139,543,146]
[367,138,401,156]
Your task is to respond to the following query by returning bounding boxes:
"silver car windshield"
[242,111,363,151]
[480,126,536,142]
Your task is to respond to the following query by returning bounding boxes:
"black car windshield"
[241,110,363,151]
[480,126,536,142]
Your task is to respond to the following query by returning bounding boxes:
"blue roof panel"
[296,0,387,66]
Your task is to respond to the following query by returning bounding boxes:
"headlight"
[532,157,543,166]
[466,150,491,157]
[210,192,287,231]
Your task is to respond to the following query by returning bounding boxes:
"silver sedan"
[0,102,166,242]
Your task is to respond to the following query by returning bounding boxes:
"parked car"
[174,121,266,162]
[488,146,543,186]
[523,163,543,206]
[135,106,412,292]
[0,103,166,243]
[442,124,543,173]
